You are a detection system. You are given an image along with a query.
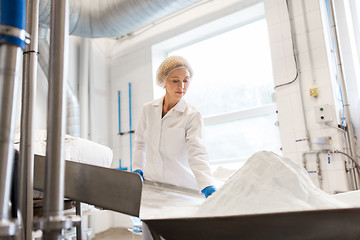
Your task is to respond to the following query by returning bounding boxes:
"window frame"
[152,2,280,165]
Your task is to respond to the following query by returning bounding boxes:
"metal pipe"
[75,201,82,240]
[333,150,360,170]
[43,0,69,238]
[118,90,121,134]
[0,44,23,237]
[0,0,27,236]
[327,0,359,189]
[129,82,133,172]
[285,0,312,151]
[302,151,323,188]
[78,38,90,139]
[19,0,39,238]
[315,152,323,189]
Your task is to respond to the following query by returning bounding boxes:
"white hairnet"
[156,56,193,87]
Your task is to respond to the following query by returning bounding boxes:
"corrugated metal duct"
[39,0,202,38]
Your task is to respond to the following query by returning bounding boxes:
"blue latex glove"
[133,169,144,181]
[201,185,216,198]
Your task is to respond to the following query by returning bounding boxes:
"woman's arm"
[186,111,216,191]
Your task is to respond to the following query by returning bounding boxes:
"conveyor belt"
[34,154,142,217]
[144,207,360,240]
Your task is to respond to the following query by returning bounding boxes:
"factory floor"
[93,228,142,240]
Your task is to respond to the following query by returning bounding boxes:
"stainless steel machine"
[145,208,360,240]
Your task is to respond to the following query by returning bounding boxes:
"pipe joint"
[34,215,81,232]
[0,219,18,237]
[0,25,30,50]
[0,0,28,49]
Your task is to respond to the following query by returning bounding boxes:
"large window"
[171,19,274,116]
[169,18,281,165]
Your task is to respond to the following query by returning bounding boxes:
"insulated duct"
[38,26,80,137]
[39,0,201,38]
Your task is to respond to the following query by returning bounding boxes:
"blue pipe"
[129,83,133,172]
[118,90,121,134]
[0,0,27,50]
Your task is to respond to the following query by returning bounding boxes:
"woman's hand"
[201,185,216,198]
[133,169,144,181]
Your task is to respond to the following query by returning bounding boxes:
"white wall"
[109,47,154,169]
[265,0,354,193]
[88,39,112,146]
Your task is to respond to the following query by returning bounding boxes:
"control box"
[314,104,333,123]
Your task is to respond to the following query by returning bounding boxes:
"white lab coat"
[133,96,215,191]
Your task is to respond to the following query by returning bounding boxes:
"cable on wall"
[273,0,300,90]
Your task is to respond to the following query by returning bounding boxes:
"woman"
[133,56,216,196]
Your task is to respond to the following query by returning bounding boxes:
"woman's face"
[165,68,190,102]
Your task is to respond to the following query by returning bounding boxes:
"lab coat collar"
[152,96,187,113]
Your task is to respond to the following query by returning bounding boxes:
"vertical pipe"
[118,90,121,134]
[19,0,39,238]
[0,44,23,227]
[0,0,26,235]
[43,0,69,238]
[75,201,82,240]
[327,0,359,189]
[79,38,90,139]
[285,0,312,151]
[129,83,133,172]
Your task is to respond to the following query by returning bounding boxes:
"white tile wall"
[267,23,283,42]
[306,10,324,31]
[304,0,320,12]
[326,169,350,193]
[264,0,355,192]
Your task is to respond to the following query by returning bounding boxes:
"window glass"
[205,113,281,161]
[170,19,274,117]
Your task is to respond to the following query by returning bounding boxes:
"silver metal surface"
[39,0,201,38]
[144,180,200,197]
[19,0,40,239]
[140,181,203,220]
[0,44,22,224]
[34,215,81,231]
[145,208,360,240]
[34,155,143,217]
[0,25,30,44]
[43,0,69,238]
[0,219,18,237]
